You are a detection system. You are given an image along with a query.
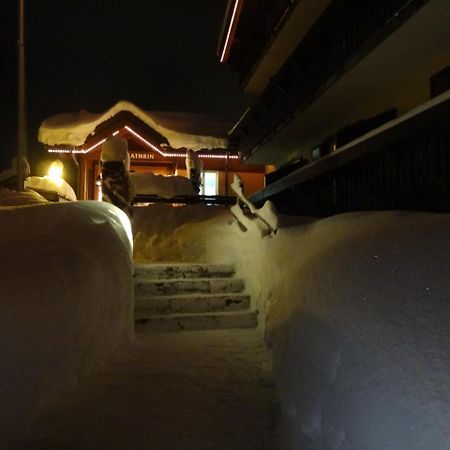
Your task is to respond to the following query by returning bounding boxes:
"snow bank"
[131,172,195,198]
[0,188,48,206]
[25,176,77,201]
[264,212,450,450]
[132,205,450,450]
[38,100,229,150]
[0,201,134,445]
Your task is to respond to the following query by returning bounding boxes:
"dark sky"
[0,0,251,170]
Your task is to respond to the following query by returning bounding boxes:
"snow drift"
[132,205,450,450]
[131,172,195,198]
[0,200,134,445]
[25,176,77,201]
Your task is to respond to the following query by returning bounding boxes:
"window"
[201,171,218,195]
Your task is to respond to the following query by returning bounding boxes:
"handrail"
[250,91,450,206]
[133,194,237,206]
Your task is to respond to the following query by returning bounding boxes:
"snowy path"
[21,329,275,450]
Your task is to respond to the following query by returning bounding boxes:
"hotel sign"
[130,152,155,160]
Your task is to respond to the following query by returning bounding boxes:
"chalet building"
[38,101,266,201]
[218,0,450,215]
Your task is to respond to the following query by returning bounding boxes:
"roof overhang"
[39,100,231,151]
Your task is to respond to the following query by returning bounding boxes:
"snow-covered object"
[38,100,229,150]
[131,172,195,198]
[230,174,278,236]
[0,157,31,185]
[101,138,134,217]
[185,149,203,194]
[0,201,134,444]
[25,176,77,201]
[132,206,450,450]
[0,188,48,206]
[185,149,203,172]
[101,136,130,170]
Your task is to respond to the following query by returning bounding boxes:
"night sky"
[0,0,251,170]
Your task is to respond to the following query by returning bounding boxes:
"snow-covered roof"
[38,100,231,151]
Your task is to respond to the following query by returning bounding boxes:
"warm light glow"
[47,160,64,186]
[47,126,239,160]
[220,0,241,63]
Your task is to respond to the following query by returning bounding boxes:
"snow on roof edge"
[38,100,230,151]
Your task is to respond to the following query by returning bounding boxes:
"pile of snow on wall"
[131,172,195,198]
[0,200,134,445]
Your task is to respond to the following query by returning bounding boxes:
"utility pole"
[17,0,27,191]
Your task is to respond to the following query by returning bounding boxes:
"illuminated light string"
[124,126,169,156]
[85,138,107,153]
[47,126,239,160]
[220,0,241,63]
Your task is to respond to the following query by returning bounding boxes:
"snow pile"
[0,188,48,206]
[264,212,450,450]
[230,174,278,236]
[131,172,195,198]
[38,100,229,150]
[101,136,130,170]
[132,205,450,450]
[0,157,31,185]
[133,204,232,263]
[0,201,134,445]
[25,176,77,201]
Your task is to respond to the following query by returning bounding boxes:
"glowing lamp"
[47,160,64,187]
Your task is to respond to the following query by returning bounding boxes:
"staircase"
[134,263,258,332]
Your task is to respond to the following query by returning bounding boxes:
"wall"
[218,170,265,196]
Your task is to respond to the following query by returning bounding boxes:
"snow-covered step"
[135,293,251,317]
[134,263,234,280]
[135,310,258,332]
[135,277,245,296]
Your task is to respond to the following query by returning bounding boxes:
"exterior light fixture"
[47,160,64,187]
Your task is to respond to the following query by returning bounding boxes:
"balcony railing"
[229,0,298,84]
[250,93,450,216]
[232,0,429,159]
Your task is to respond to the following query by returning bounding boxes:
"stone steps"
[135,293,251,317]
[134,262,257,332]
[134,263,235,280]
[135,310,258,332]
[135,277,245,296]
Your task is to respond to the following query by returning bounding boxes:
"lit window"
[201,171,218,195]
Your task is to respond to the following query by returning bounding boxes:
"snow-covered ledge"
[0,201,134,444]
